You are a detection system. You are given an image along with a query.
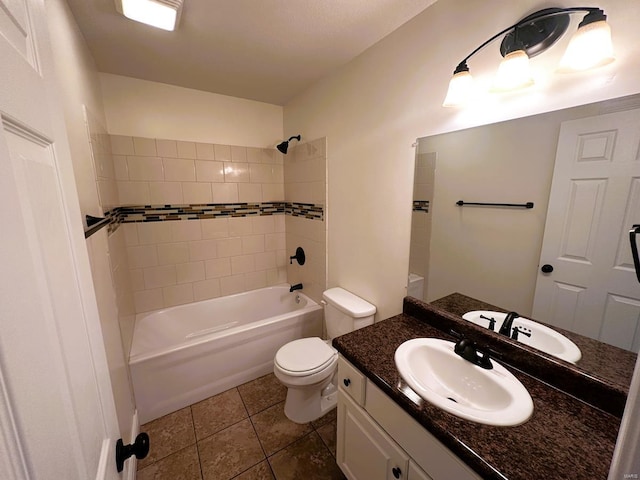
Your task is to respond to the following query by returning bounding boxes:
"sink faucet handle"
[454,338,493,370]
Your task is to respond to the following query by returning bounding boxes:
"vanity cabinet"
[336,356,480,480]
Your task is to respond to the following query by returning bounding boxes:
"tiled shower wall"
[102,134,327,314]
[285,138,327,304]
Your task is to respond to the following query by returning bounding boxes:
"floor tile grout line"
[189,405,206,480]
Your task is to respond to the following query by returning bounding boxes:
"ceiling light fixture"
[115,0,184,31]
[443,7,614,107]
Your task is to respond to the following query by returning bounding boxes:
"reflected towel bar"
[456,200,534,209]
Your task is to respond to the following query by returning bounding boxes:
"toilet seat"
[274,337,337,377]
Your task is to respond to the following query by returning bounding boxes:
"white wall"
[100,73,284,147]
[283,0,640,321]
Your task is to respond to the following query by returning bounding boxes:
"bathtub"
[129,285,323,424]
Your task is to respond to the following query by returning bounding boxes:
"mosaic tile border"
[413,200,430,213]
[88,201,325,238]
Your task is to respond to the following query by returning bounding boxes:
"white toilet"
[273,287,376,423]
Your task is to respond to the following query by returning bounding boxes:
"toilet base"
[283,378,337,424]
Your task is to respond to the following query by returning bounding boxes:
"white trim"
[95,439,111,480]
[123,410,141,480]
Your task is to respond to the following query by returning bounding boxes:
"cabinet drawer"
[365,382,481,480]
[338,356,366,406]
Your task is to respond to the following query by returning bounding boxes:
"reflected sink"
[394,338,533,426]
[462,311,582,364]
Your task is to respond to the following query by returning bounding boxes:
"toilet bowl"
[273,337,338,423]
[274,287,376,423]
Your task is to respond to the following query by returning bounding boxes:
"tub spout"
[289,283,303,293]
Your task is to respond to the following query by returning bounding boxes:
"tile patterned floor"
[137,373,346,480]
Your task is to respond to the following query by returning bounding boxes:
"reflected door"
[533,109,640,351]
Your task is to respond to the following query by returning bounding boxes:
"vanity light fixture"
[115,0,184,31]
[443,7,614,107]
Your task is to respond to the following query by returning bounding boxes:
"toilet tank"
[322,287,376,340]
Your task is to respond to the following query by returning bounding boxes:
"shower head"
[276,135,301,154]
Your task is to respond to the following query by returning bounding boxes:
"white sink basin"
[394,338,533,426]
[462,311,582,364]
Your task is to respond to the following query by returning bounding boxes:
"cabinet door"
[408,460,433,480]
[337,391,409,480]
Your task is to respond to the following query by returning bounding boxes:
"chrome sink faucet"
[498,312,520,337]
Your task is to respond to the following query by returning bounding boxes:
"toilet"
[273,287,376,423]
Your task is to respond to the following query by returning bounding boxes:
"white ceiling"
[65,0,438,105]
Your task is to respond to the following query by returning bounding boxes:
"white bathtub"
[129,285,323,423]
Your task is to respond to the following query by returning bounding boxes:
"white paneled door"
[533,109,640,352]
[0,0,121,479]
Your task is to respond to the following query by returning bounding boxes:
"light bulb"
[443,70,474,107]
[558,20,614,72]
[491,50,534,92]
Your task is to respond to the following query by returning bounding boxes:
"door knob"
[541,264,554,273]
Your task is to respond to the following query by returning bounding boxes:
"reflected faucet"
[289,283,303,293]
[498,312,520,337]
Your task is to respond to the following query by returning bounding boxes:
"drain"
[447,397,458,403]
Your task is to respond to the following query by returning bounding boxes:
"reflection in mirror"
[408,94,640,390]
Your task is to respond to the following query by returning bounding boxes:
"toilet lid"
[275,337,337,375]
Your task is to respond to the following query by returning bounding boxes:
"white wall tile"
[126,245,158,268]
[134,288,163,313]
[212,183,239,203]
[157,242,190,265]
[113,155,129,180]
[133,137,158,156]
[163,283,194,307]
[205,258,232,278]
[176,262,205,284]
[171,220,202,242]
[220,274,245,296]
[228,217,253,236]
[122,223,139,246]
[251,216,275,234]
[129,269,145,291]
[137,222,173,244]
[223,162,249,183]
[117,181,150,205]
[156,139,178,158]
[143,265,176,289]
[231,254,255,275]
[201,218,229,239]
[196,143,215,160]
[254,251,276,271]
[274,215,285,232]
[214,144,232,161]
[262,184,284,202]
[250,164,274,184]
[182,182,212,204]
[231,146,247,162]
[176,141,197,159]
[247,147,275,164]
[163,158,196,182]
[188,239,218,261]
[149,182,184,204]
[217,237,242,257]
[193,278,221,301]
[127,156,164,181]
[242,235,265,254]
[267,267,287,286]
[195,160,224,182]
[265,232,286,251]
[111,135,134,156]
[239,183,262,203]
[244,271,267,291]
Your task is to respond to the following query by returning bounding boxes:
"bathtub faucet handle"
[289,283,303,293]
[289,247,306,265]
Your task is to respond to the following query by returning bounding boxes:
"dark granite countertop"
[431,292,637,394]
[332,312,621,480]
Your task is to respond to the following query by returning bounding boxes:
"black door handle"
[392,466,402,478]
[541,264,554,273]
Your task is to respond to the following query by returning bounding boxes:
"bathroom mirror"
[408,93,640,392]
